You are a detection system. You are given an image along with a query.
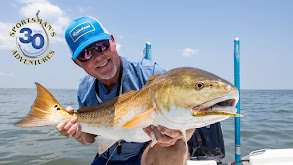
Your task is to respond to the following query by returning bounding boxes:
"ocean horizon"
[1,88,292,164]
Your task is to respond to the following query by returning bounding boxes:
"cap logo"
[69,21,95,43]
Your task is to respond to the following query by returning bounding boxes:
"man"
[56,16,195,165]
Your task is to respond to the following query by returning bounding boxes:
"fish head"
[154,67,240,129]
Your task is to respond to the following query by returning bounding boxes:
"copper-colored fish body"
[15,67,242,154]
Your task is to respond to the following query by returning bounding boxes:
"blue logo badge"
[69,21,95,43]
[9,10,56,66]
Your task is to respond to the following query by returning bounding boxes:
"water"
[221,90,293,163]
[1,88,293,165]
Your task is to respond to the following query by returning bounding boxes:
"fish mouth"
[192,91,243,117]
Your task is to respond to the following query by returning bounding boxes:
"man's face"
[74,34,120,81]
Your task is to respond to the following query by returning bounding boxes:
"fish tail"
[14,83,70,127]
[192,110,244,117]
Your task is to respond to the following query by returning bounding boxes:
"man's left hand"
[143,125,182,147]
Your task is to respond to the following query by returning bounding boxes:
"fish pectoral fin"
[122,107,156,128]
[95,136,117,155]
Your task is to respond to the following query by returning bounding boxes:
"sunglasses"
[77,40,110,62]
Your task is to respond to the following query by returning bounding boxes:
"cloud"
[182,48,199,57]
[19,0,70,42]
[0,72,15,76]
[9,3,18,7]
[0,22,17,50]
[117,35,124,40]
[79,8,85,13]
[0,0,70,50]
[116,44,122,53]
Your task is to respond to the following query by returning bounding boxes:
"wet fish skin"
[14,67,241,154]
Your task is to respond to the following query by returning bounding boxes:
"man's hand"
[143,125,183,147]
[56,106,82,138]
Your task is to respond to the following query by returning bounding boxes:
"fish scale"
[14,67,242,155]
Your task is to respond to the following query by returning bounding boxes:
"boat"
[186,148,293,165]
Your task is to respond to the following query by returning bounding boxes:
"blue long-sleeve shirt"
[77,56,166,161]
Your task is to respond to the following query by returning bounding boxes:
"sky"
[0,0,292,89]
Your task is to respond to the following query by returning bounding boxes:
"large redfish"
[15,67,242,154]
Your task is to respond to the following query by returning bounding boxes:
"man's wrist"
[76,132,96,145]
[76,132,85,141]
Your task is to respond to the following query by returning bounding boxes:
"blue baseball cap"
[65,16,111,60]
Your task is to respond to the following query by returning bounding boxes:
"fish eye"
[195,82,204,90]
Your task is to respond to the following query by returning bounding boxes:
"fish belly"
[152,106,194,131]
[80,123,151,142]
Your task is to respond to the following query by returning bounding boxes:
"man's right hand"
[56,106,82,138]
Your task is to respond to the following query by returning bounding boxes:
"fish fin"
[77,97,118,113]
[77,90,137,113]
[122,107,156,128]
[143,74,161,88]
[14,82,67,127]
[117,90,137,103]
[95,136,117,154]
